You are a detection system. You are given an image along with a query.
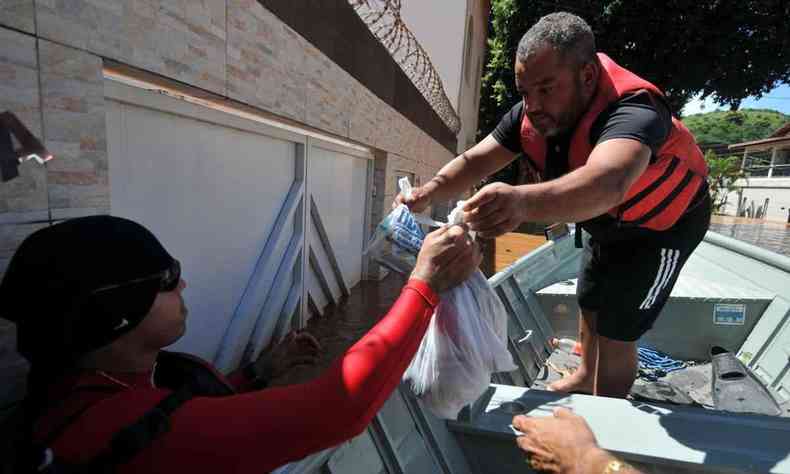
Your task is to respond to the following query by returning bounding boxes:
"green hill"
[682,109,789,145]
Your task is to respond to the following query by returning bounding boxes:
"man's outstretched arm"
[520,138,650,222]
[463,138,650,237]
[395,135,517,212]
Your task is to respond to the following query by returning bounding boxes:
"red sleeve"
[55,280,439,473]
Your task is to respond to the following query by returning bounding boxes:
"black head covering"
[0,215,174,365]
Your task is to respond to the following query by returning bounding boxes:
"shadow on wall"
[643,402,790,473]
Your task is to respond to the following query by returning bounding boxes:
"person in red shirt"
[1,215,479,473]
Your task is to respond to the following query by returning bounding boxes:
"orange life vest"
[519,53,708,231]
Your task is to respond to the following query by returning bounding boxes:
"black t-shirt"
[491,91,676,241]
[492,91,672,180]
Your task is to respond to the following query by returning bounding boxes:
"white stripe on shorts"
[639,248,679,310]
[647,249,679,309]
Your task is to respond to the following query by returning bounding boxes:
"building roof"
[729,134,790,151]
[727,121,790,151]
[770,121,790,138]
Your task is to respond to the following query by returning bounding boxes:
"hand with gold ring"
[512,408,642,474]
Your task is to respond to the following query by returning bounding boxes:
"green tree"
[704,150,747,214]
[479,0,790,140]
[683,109,789,144]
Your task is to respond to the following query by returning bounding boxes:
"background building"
[726,122,790,222]
[401,0,489,153]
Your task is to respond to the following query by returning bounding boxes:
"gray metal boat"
[275,228,790,474]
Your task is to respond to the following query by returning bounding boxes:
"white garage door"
[105,80,371,372]
[306,143,370,313]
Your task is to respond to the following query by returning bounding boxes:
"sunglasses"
[90,259,181,295]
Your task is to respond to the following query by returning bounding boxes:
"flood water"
[269,275,407,387]
[709,215,790,258]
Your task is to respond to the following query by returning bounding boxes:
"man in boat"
[1,215,479,473]
[394,12,711,398]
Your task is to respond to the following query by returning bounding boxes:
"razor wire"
[349,0,462,134]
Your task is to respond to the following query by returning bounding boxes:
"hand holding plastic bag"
[403,270,515,418]
[366,179,516,418]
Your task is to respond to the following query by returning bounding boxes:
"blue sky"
[682,83,790,116]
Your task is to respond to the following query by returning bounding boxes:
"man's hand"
[392,184,434,213]
[410,225,481,293]
[513,408,608,474]
[390,137,517,213]
[462,182,526,238]
[254,330,321,380]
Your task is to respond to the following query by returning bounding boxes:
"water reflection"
[709,216,790,258]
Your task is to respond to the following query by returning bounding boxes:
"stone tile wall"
[0,27,45,219]
[39,40,109,216]
[0,0,35,34]
[35,0,227,95]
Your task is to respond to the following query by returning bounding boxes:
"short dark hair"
[516,12,596,67]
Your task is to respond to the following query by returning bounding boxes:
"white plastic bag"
[403,270,516,418]
[365,179,516,418]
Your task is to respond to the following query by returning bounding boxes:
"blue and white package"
[366,204,425,274]
[389,205,425,253]
[364,177,434,274]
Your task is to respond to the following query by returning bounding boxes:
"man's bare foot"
[547,369,594,394]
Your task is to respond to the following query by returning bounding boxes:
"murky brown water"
[709,215,790,258]
[269,274,408,387]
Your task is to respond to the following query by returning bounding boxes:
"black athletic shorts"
[576,187,711,341]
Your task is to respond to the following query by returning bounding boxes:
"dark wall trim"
[258,0,458,153]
